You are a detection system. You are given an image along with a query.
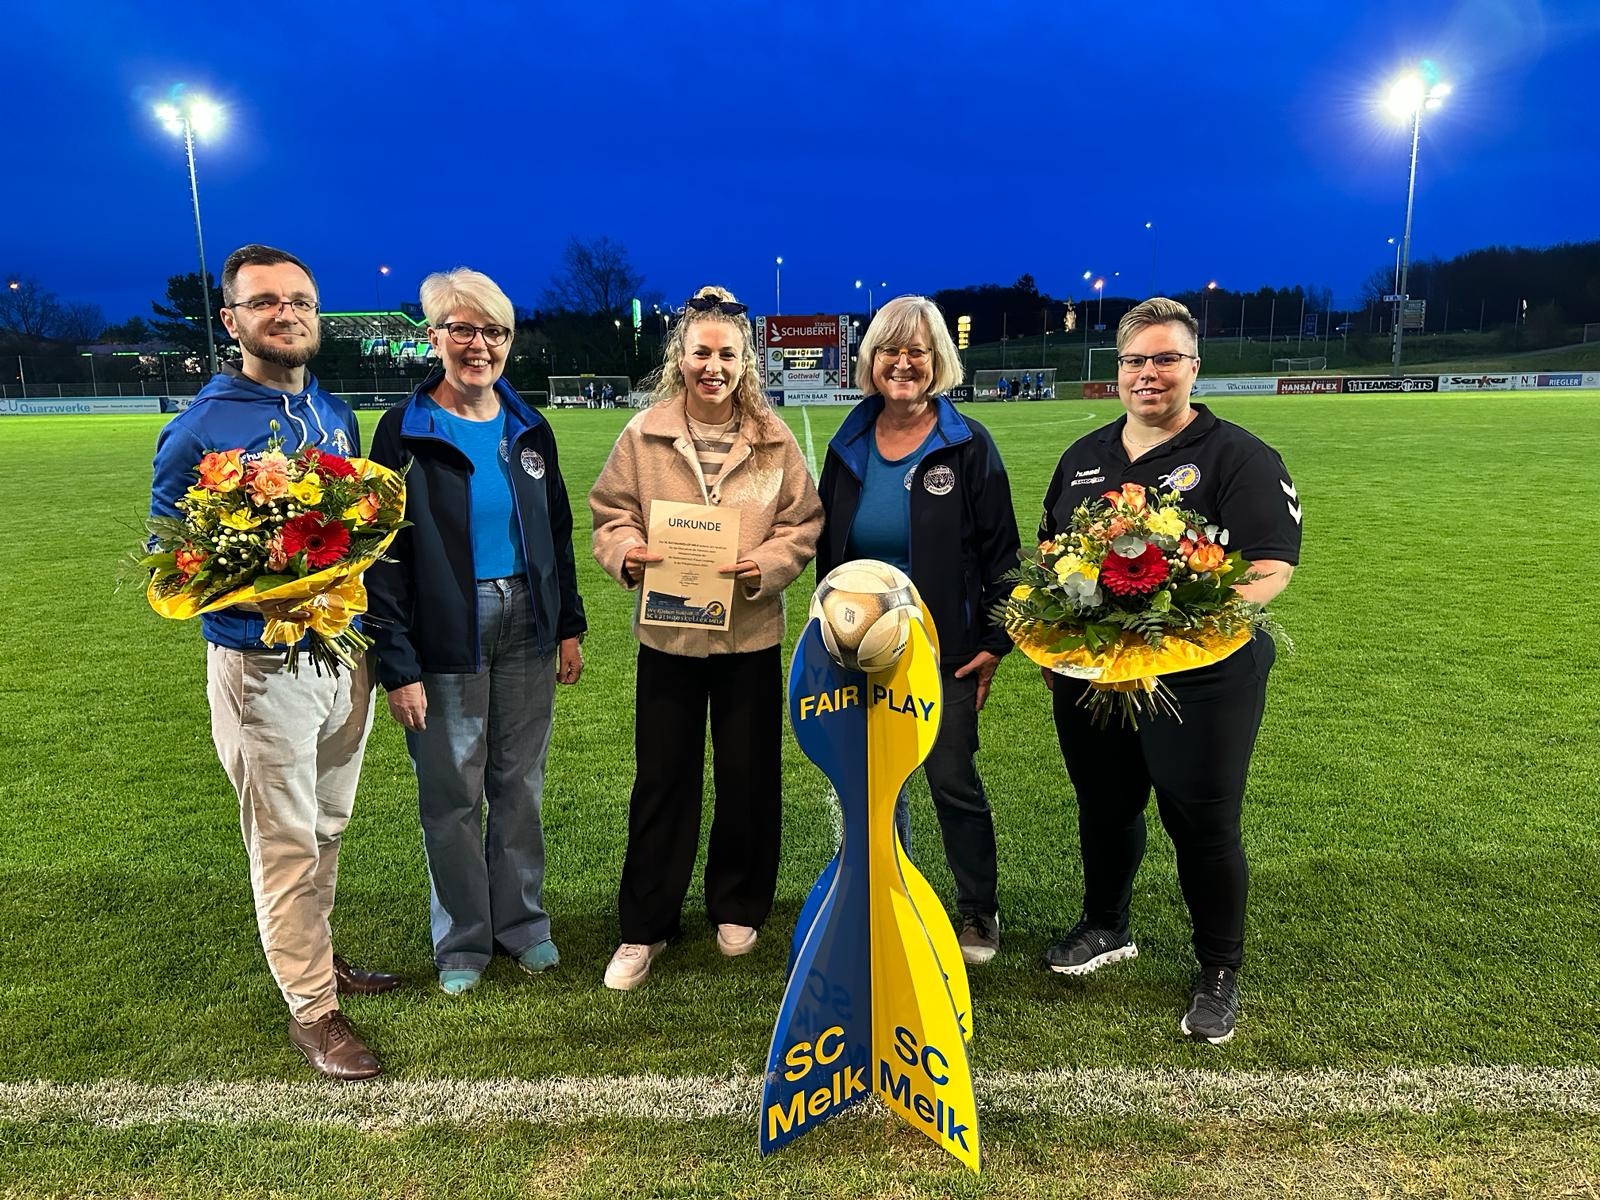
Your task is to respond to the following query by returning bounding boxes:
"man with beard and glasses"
[149,244,400,1081]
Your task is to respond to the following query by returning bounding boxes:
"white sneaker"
[715,924,759,957]
[603,941,665,991]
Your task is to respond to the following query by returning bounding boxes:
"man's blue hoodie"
[149,364,362,650]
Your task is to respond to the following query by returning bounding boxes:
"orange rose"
[343,491,381,523]
[247,465,291,506]
[196,450,244,492]
[1187,542,1226,573]
[1119,483,1148,512]
[174,545,207,576]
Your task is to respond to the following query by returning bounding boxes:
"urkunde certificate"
[639,500,742,631]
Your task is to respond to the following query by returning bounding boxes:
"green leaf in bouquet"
[1083,623,1117,653]
[251,575,297,593]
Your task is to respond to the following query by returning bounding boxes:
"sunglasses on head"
[683,297,748,316]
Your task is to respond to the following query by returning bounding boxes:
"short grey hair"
[420,268,516,333]
[855,295,964,397]
[1117,297,1199,355]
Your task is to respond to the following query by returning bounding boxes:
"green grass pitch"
[1,394,1598,1197]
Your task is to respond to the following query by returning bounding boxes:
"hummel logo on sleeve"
[1280,479,1302,524]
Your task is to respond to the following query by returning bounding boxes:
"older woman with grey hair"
[367,268,587,995]
[814,294,1021,965]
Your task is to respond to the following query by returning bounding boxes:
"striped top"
[687,413,740,502]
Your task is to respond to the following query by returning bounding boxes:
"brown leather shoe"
[333,954,402,995]
[287,1011,382,1081]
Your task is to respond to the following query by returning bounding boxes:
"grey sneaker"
[956,913,1000,965]
[1044,919,1138,976]
[1180,966,1239,1044]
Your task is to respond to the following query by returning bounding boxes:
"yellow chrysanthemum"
[1147,507,1187,539]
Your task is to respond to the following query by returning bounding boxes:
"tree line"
[6,237,1597,386]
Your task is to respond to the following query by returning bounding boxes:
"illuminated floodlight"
[152,88,225,375]
[1385,72,1450,119]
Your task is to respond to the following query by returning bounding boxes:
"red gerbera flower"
[1099,541,1170,597]
[305,448,358,479]
[280,512,351,569]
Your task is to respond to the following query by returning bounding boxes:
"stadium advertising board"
[760,315,849,392]
[947,386,975,403]
[0,396,163,415]
[786,388,863,406]
[1082,382,1121,399]
[1276,376,1342,395]
[1191,377,1278,395]
[1343,376,1439,393]
[782,368,842,388]
[1515,372,1587,389]
[1439,374,1516,391]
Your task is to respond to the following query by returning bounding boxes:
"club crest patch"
[331,429,353,454]
[521,448,546,479]
[922,465,955,496]
[1163,463,1201,492]
[499,437,511,463]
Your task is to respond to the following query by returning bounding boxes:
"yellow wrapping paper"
[1009,623,1251,683]
[146,458,402,655]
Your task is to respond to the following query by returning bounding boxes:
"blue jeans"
[406,577,557,971]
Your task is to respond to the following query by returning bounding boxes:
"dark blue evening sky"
[8,0,1599,326]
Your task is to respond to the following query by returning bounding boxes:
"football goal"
[1272,356,1328,373]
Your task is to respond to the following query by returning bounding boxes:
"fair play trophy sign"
[759,562,980,1172]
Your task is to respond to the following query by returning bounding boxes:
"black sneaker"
[1181,966,1239,1044]
[956,913,1000,965]
[1044,919,1138,976]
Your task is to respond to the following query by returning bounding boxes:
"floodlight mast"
[156,94,223,377]
[1386,71,1450,378]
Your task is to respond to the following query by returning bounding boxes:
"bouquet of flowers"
[996,482,1283,726]
[140,423,406,675]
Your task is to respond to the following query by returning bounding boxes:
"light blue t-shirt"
[844,426,937,573]
[421,394,525,580]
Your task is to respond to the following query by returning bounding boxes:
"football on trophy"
[809,559,923,674]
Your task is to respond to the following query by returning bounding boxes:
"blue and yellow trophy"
[760,561,980,1172]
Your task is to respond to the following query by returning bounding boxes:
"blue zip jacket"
[148,365,361,651]
[816,393,1020,668]
[364,372,587,691]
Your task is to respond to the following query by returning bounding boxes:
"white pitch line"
[3,1067,1598,1130]
[801,406,818,480]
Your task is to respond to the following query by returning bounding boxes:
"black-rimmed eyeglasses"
[683,297,748,316]
[1115,352,1198,371]
[438,322,511,347]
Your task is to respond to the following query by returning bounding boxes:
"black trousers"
[618,644,783,944]
[1051,633,1275,970]
[896,667,1000,917]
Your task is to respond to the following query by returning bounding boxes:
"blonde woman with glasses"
[367,268,588,997]
[814,294,1021,967]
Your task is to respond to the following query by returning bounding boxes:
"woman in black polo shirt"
[1038,297,1300,1044]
